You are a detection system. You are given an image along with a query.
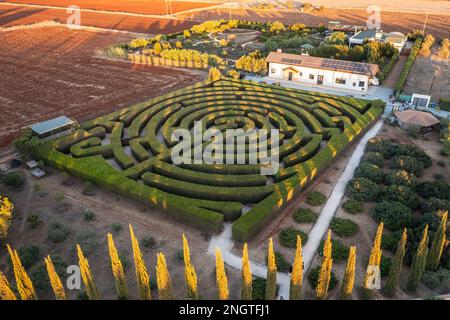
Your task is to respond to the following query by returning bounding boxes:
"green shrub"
[439,98,450,112]
[318,239,349,261]
[419,197,450,214]
[422,268,450,289]
[384,170,417,187]
[141,236,156,248]
[381,233,399,253]
[82,181,96,196]
[342,199,363,214]
[379,185,419,209]
[371,201,412,231]
[330,217,358,237]
[47,222,70,243]
[74,230,99,256]
[27,214,41,229]
[416,180,450,200]
[1,171,25,189]
[112,223,122,233]
[279,228,308,247]
[394,37,423,94]
[345,177,381,201]
[362,152,384,167]
[390,156,424,176]
[293,208,318,223]
[16,245,41,269]
[83,209,95,221]
[252,277,279,300]
[308,266,338,289]
[366,138,397,159]
[266,251,291,273]
[354,162,385,183]
[306,191,327,206]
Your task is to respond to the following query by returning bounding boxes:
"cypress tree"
[7,244,36,300]
[77,244,101,300]
[265,238,277,300]
[107,233,128,299]
[384,228,407,296]
[129,224,151,300]
[156,253,174,300]
[215,248,229,300]
[208,67,222,81]
[241,243,252,300]
[316,230,333,299]
[0,270,17,300]
[0,196,13,238]
[427,211,447,270]
[45,255,66,300]
[363,222,383,290]
[289,235,303,300]
[182,234,198,299]
[340,246,356,300]
[407,225,429,291]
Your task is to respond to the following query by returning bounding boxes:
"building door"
[288,72,293,81]
[317,75,324,85]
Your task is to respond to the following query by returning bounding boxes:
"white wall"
[268,62,370,91]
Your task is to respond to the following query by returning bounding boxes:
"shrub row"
[394,37,423,95]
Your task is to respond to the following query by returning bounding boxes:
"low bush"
[416,180,450,200]
[354,163,385,183]
[1,171,25,189]
[279,228,308,247]
[306,191,327,206]
[380,256,392,277]
[419,197,450,214]
[371,201,412,231]
[318,239,349,261]
[422,268,450,290]
[293,208,318,223]
[342,199,363,214]
[47,222,70,243]
[308,266,338,290]
[141,236,156,248]
[330,217,358,237]
[83,209,95,221]
[274,251,290,273]
[394,37,422,94]
[82,181,96,196]
[390,156,424,176]
[379,185,419,209]
[384,170,417,187]
[16,245,41,269]
[362,152,384,167]
[345,177,381,201]
[27,214,41,229]
[381,233,399,253]
[112,223,123,233]
[74,230,100,256]
[252,277,279,300]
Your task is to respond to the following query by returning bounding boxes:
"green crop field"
[34,79,384,241]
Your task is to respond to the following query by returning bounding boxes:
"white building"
[266,52,380,92]
[349,29,407,53]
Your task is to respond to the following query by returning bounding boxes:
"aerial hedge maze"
[35,79,384,241]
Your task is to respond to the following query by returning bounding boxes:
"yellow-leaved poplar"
[265,238,277,300]
[107,233,128,299]
[45,255,66,300]
[241,243,252,300]
[290,235,303,300]
[0,270,17,300]
[215,248,229,300]
[77,244,100,300]
[156,253,174,300]
[316,230,333,299]
[340,246,356,300]
[129,224,151,300]
[182,234,198,299]
[7,244,36,300]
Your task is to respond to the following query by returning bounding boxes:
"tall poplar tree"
[107,233,128,299]
[289,235,303,300]
[215,248,229,300]
[182,234,198,299]
[340,246,356,300]
[241,243,252,300]
[0,270,17,300]
[363,222,383,290]
[316,230,333,299]
[45,255,66,300]
[77,244,101,300]
[7,244,36,300]
[427,211,447,270]
[407,225,429,291]
[129,224,151,300]
[265,238,277,300]
[384,228,407,296]
[156,253,174,300]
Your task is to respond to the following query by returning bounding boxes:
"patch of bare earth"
[0,26,205,150]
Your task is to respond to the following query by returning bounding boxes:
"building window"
[359,81,365,87]
[335,78,346,85]
[271,68,276,73]
[353,82,356,87]
[299,72,303,77]
[309,74,315,80]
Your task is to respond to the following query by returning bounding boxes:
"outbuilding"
[394,109,440,131]
[31,116,75,139]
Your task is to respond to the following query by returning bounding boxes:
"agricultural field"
[33,78,383,241]
[0,0,222,15]
[0,26,204,150]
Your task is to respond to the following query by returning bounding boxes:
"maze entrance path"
[36,78,384,241]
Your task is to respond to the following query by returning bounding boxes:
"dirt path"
[383,55,408,89]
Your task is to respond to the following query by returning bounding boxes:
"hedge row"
[394,37,423,95]
[128,53,208,69]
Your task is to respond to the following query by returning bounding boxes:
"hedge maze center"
[35,78,384,241]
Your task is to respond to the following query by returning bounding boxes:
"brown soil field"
[0,3,197,33]
[1,0,222,15]
[0,26,204,150]
[179,8,450,38]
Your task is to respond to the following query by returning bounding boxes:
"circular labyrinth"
[46,78,382,240]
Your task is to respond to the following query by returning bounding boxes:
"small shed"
[31,116,75,139]
[394,110,440,130]
[26,160,38,169]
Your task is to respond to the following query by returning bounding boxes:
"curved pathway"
[207,119,384,299]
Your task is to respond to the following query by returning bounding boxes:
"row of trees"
[419,34,435,57]
[190,20,239,34]
[235,51,267,75]
[437,38,450,59]
[0,213,446,300]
